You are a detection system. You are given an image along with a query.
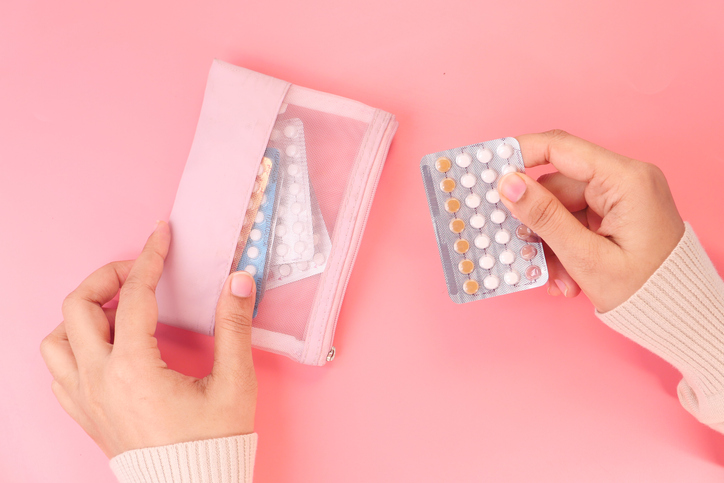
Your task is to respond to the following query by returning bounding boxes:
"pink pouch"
[156,60,398,365]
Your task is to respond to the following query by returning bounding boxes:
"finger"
[211,271,257,389]
[62,260,133,365]
[40,322,79,390]
[543,244,581,298]
[114,221,171,350]
[517,130,631,183]
[498,172,617,282]
[536,172,588,213]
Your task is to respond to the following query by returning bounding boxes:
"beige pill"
[463,279,479,295]
[440,178,456,193]
[435,157,452,172]
[454,239,470,254]
[449,218,465,234]
[445,198,461,213]
[458,259,475,275]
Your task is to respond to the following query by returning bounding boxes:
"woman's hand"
[498,130,685,313]
[40,221,258,457]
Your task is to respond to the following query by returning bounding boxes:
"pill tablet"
[440,178,456,192]
[279,264,292,276]
[463,279,479,295]
[297,261,309,271]
[436,157,452,172]
[283,125,297,138]
[445,198,461,213]
[483,274,500,290]
[458,259,475,274]
[244,264,257,276]
[270,129,281,141]
[449,219,465,233]
[474,234,491,249]
[504,270,521,286]
[249,229,262,241]
[470,214,486,229]
[525,265,542,281]
[255,212,265,224]
[455,152,473,168]
[253,181,260,192]
[287,164,300,176]
[292,221,304,234]
[490,209,506,224]
[276,244,289,256]
[497,143,514,159]
[499,249,515,265]
[479,254,495,270]
[481,169,497,184]
[294,241,306,253]
[520,244,538,260]
[291,202,302,215]
[454,239,470,254]
[313,253,326,265]
[501,164,518,175]
[485,189,500,204]
[476,147,493,164]
[465,193,482,208]
[460,173,477,188]
[286,145,300,158]
[276,225,287,237]
[516,224,540,243]
[495,229,511,244]
[288,183,301,195]
[247,246,260,259]
[257,163,265,176]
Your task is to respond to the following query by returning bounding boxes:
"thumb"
[497,172,603,277]
[211,271,256,383]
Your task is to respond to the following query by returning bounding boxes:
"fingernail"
[499,173,527,203]
[555,279,568,297]
[231,271,254,298]
[152,220,163,233]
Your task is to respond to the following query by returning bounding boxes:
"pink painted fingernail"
[498,173,527,203]
[555,279,568,297]
[231,271,254,298]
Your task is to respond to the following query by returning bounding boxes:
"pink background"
[2,0,724,481]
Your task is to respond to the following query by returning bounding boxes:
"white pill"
[293,221,304,234]
[460,173,476,188]
[253,181,260,192]
[276,244,289,256]
[455,152,473,168]
[247,246,259,259]
[294,241,306,253]
[486,189,500,204]
[297,261,309,271]
[504,270,521,286]
[313,233,321,245]
[285,145,299,157]
[291,202,302,214]
[501,164,518,175]
[313,252,326,265]
[474,234,491,249]
[470,214,486,229]
[255,212,264,224]
[261,194,268,205]
[284,125,297,138]
[497,143,514,159]
[479,254,495,270]
[257,163,265,176]
[276,225,287,237]
[465,193,482,208]
[476,147,494,164]
[499,249,515,265]
[244,264,257,276]
[287,164,300,176]
[249,229,262,241]
[277,205,287,217]
[481,169,497,184]
[490,209,506,224]
[495,229,511,245]
[279,264,292,276]
[269,129,281,141]
[484,274,500,290]
[288,183,301,195]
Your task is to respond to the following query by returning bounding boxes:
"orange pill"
[463,279,479,294]
[458,259,475,274]
[449,218,465,233]
[454,239,470,254]
[440,178,456,193]
[445,198,461,213]
[435,157,452,172]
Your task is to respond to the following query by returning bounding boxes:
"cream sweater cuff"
[110,434,257,483]
[596,222,724,431]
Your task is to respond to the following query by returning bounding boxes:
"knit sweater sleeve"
[597,222,724,432]
[109,434,257,483]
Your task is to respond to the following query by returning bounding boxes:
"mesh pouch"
[156,60,398,365]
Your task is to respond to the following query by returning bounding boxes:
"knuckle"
[217,312,253,337]
[120,278,154,298]
[39,333,56,359]
[528,196,561,233]
[543,129,570,142]
[61,294,80,317]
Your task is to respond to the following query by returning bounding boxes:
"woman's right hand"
[497,130,685,313]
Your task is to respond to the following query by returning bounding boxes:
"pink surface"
[2,0,724,481]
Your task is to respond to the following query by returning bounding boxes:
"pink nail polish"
[499,174,527,203]
[231,272,254,298]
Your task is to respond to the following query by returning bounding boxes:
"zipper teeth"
[319,113,397,362]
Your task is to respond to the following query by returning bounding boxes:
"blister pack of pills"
[420,137,548,303]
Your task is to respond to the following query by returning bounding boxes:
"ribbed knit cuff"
[597,222,724,430]
[110,434,257,483]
